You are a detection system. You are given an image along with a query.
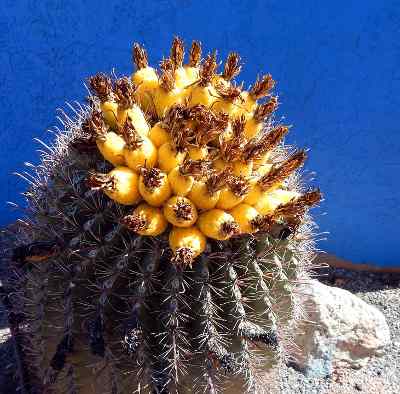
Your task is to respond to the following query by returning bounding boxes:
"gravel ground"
[1,228,399,393]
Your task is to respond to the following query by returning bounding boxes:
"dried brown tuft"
[121,214,148,232]
[171,247,195,268]
[88,73,113,102]
[258,150,307,191]
[121,118,143,150]
[199,52,218,87]
[162,104,187,130]
[242,125,289,161]
[220,221,240,237]
[159,58,175,92]
[173,199,194,221]
[86,172,116,191]
[179,159,212,178]
[222,52,242,81]
[220,119,247,162]
[188,105,229,145]
[114,77,136,109]
[214,81,243,102]
[206,168,231,194]
[140,167,164,191]
[231,115,246,138]
[82,110,108,142]
[253,96,279,123]
[270,189,322,231]
[251,215,275,233]
[250,74,275,100]
[170,36,185,68]
[170,122,192,152]
[132,43,149,70]
[189,40,202,67]
[227,176,250,197]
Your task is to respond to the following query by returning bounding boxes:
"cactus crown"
[6,36,322,394]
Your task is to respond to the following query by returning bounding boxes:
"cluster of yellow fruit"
[86,38,319,266]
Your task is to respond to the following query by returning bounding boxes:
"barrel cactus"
[4,37,321,394]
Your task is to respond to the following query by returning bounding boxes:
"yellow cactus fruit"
[82,110,124,166]
[216,175,250,210]
[229,203,261,234]
[184,42,201,85]
[126,106,150,138]
[113,77,149,137]
[235,91,254,118]
[131,43,159,112]
[253,189,300,215]
[218,116,250,177]
[169,226,206,267]
[189,53,218,107]
[197,209,239,241]
[176,40,201,90]
[244,183,263,205]
[253,152,271,170]
[100,101,118,128]
[158,142,186,173]
[188,181,220,210]
[121,203,167,236]
[213,82,243,116]
[232,160,253,177]
[190,84,217,107]
[216,187,245,210]
[153,58,183,117]
[271,189,301,205]
[121,118,157,172]
[187,145,208,161]
[245,74,275,114]
[163,196,198,227]
[149,122,171,148]
[211,51,241,98]
[253,163,273,178]
[87,73,118,128]
[213,158,229,172]
[169,37,190,90]
[169,159,211,196]
[138,167,171,207]
[96,131,126,166]
[243,116,262,140]
[116,105,149,137]
[124,137,157,172]
[185,66,200,87]
[188,168,228,210]
[87,166,140,206]
[132,66,159,95]
[154,87,183,118]
[253,192,280,215]
[243,97,278,140]
[168,167,194,197]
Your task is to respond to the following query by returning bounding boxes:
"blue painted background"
[1,1,399,266]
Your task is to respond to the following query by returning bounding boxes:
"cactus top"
[84,36,321,267]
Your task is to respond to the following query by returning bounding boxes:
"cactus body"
[5,37,321,394]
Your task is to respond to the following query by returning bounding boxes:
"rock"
[292,280,391,377]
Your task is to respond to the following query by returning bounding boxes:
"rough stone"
[293,280,391,377]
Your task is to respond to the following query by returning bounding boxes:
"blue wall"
[1,1,399,266]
